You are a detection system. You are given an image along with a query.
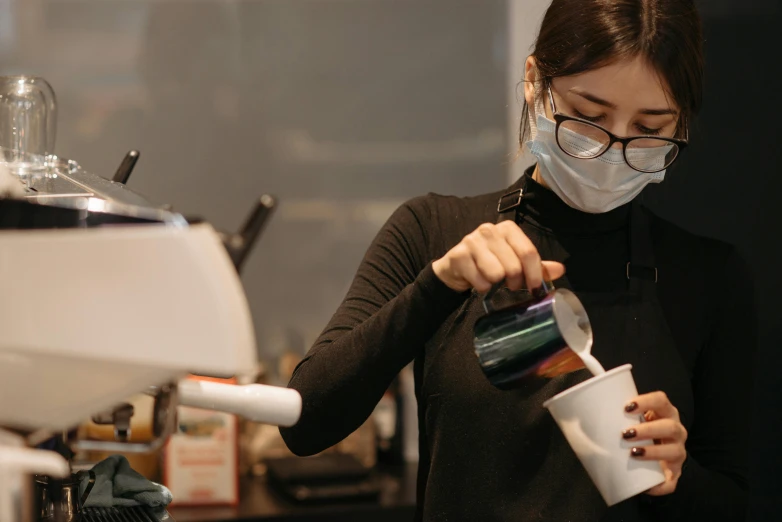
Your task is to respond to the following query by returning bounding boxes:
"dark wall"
[642,2,781,519]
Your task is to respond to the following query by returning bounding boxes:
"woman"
[280,0,755,520]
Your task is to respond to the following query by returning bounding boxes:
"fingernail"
[631,447,646,457]
[625,402,638,412]
[622,429,637,440]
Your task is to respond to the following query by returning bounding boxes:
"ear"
[523,56,538,108]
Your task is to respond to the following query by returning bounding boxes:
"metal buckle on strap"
[497,189,523,213]
[626,262,658,283]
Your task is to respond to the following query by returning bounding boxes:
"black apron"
[416,181,694,522]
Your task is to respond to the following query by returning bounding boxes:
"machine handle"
[177,380,302,427]
[0,446,71,478]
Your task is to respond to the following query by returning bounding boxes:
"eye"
[635,124,663,136]
[573,109,605,124]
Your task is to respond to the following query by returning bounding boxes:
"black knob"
[112,150,140,184]
[223,195,276,272]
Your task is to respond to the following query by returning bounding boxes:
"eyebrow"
[569,88,678,116]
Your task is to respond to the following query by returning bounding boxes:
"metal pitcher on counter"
[33,471,95,522]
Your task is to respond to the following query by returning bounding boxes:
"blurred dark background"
[644,1,781,519]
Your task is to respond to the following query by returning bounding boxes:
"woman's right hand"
[432,221,566,293]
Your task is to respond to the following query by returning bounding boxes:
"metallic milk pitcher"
[34,470,95,522]
[474,279,593,389]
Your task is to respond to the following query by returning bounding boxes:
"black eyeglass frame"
[545,85,689,174]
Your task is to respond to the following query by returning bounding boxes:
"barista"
[279,1,755,520]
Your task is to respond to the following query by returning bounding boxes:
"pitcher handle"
[80,470,96,508]
[482,268,555,314]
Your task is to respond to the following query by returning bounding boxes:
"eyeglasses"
[546,86,688,174]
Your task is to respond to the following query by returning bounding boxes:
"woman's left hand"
[623,391,688,496]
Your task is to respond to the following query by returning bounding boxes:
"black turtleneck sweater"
[280,170,755,522]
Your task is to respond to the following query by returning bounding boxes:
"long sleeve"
[279,195,467,456]
[652,248,756,521]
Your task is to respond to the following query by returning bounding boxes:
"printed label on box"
[164,376,239,506]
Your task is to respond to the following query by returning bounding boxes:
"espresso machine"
[0,76,302,522]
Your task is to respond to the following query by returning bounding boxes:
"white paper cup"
[543,364,665,505]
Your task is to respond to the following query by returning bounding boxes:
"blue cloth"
[79,455,173,508]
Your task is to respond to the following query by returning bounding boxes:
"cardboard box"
[163,376,239,506]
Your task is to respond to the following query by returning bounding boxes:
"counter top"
[168,463,417,522]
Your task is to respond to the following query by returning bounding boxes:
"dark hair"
[520,0,703,146]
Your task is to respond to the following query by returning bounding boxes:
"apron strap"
[495,177,657,294]
[486,181,526,303]
[496,188,523,223]
[627,201,658,294]
[496,173,528,224]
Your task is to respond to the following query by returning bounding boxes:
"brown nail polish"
[622,429,637,440]
[625,402,638,412]
[631,447,646,457]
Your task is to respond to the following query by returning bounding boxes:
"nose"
[608,122,631,146]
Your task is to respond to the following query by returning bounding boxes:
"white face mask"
[525,101,671,214]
